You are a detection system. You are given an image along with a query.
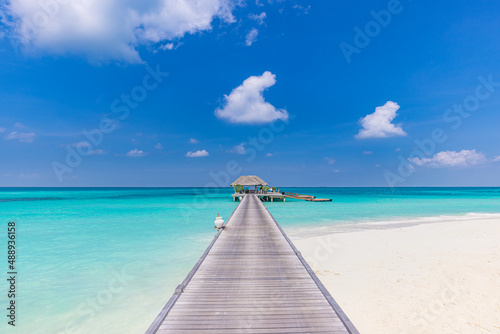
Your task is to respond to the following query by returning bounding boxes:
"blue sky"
[1,0,500,186]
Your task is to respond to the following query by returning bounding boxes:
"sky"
[1,0,500,187]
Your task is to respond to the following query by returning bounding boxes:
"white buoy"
[214,214,224,229]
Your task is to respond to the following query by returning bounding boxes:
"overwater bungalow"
[230,175,285,202]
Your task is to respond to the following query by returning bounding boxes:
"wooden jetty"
[230,174,332,202]
[146,194,358,333]
[232,192,285,202]
[281,191,333,202]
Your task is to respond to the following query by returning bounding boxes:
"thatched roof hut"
[230,175,268,187]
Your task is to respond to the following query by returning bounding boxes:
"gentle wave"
[361,212,500,226]
[286,212,500,238]
[0,197,69,202]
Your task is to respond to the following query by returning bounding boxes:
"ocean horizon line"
[2,185,500,189]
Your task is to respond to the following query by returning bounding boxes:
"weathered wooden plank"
[157,328,342,334]
[146,194,359,334]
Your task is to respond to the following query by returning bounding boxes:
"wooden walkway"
[281,192,332,202]
[146,194,358,333]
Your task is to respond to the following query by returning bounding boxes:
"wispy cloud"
[356,101,407,139]
[245,28,259,46]
[68,142,106,155]
[324,157,336,165]
[88,149,107,155]
[266,153,274,157]
[228,143,246,155]
[363,151,373,155]
[215,71,288,124]
[493,156,500,162]
[18,173,41,179]
[189,138,199,144]
[70,141,91,148]
[6,131,36,143]
[186,149,209,158]
[161,43,174,50]
[155,143,163,149]
[14,122,26,129]
[126,149,146,157]
[411,149,487,168]
[293,4,311,14]
[160,42,182,51]
[249,12,266,25]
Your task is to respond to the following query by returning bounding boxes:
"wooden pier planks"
[146,194,358,334]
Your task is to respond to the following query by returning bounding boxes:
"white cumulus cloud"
[5,131,36,143]
[126,149,146,157]
[2,0,236,63]
[245,28,259,46]
[186,149,209,157]
[215,71,288,124]
[356,101,407,139]
[411,150,487,168]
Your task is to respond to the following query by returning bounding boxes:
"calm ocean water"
[1,187,499,333]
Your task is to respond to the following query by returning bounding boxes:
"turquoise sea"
[1,187,499,333]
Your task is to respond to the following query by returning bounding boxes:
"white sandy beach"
[291,215,500,334]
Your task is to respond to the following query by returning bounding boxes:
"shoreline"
[290,215,500,333]
[286,212,500,238]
